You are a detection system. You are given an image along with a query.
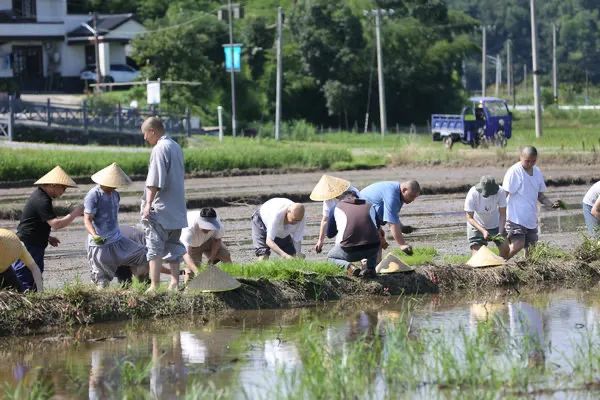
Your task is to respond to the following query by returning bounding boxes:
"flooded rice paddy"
[3,285,600,399]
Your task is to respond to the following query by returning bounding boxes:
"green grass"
[220,259,344,281]
[391,247,438,266]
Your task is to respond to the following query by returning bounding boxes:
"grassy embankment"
[1,239,598,337]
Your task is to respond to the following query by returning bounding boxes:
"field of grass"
[3,109,600,183]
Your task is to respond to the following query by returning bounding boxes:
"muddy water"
[2,286,600,399]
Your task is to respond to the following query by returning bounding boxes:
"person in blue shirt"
[360,180,421,256]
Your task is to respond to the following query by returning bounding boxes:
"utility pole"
[374,9,387,136]
[93,12,101,93]
[506,40,512,98]
[552,23,558,103]
[274,7,283,140]
[227,0,237,137]
[481,26,486,97]
[530,0,542,138]
[495,54,501,96]
[524,64,527,92]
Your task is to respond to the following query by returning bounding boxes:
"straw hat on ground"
[310,175,351,201]
[34,165,77,187]
[375,253,415,274]
[186,265,241,293]
[466,246,506,268]
[91,163,132,188]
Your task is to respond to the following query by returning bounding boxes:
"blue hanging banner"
[223,44,242,72]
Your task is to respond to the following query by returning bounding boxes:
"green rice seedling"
[2,377,55,400]
[526,242,572,265]
[489,234,505,245]
[220,259,344,281]
[442,254,471,265]
[392,247,438,266]
[120,358,154,386]
[574,235,600,263]
[184,381,231,400]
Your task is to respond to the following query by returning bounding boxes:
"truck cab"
[431,97,512,149]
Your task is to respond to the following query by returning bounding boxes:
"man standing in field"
[502,146,561,259]
[251,198,306,260]
[11,166,83,291]
[464,176,509,258]
[141,117,188,291]
[359,180,421,257]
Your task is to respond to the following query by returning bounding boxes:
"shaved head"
[400,180,421,204]
[520,146,538,172]
[521,146,538,158]
[286,203,305,224]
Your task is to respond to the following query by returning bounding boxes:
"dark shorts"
[0,267,24,292]
[11,242,45,291]
[467,225,499,247]
[251,210,296,257]
[505,220,538,248]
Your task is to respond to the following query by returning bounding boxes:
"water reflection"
[2,287,600,398]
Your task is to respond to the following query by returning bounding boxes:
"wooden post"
[116,102,122,132]
[46,98,51,127]
[186,107,191,137]
[8,95,13,141]
[82,100,89,136]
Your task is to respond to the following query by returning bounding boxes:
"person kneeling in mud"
[251,198,306,260]
[180,207,231,280]
[464,176,509,258]
[84,163,148,288]
[326,191,380,278]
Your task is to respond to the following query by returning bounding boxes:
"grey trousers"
[251,209,296,257]
[328,244,379,270]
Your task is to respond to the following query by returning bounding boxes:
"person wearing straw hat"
[84,163,148,288]
[502,146,562,260]
[464,175,509,258]
[0,228,43,292]
[11,165,83,291]
[360,180,421,257]
[325,191,380,278]
[180,207,231,278]
[251,198,306,260]
[310,175,360,254]
[141,116,188,292]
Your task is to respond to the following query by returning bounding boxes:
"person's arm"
[390,222,407,246]
[207,238,222,264]
[266,238,294,259]
[293,240,303,257]
[47,206,83,230]
[142,186,159,219]
[83,213,97,236]
[315,216,328,253]
[466,211,490,239]
[499,207,507,235]
[592,197,600,220]
[538,192,554,208]
[182,249,199,274]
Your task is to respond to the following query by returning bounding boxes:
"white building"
[0,0,145,92]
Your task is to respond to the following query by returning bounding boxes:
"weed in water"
[120,358,154,386]
[574,234,600,263]
[2,376,55,400]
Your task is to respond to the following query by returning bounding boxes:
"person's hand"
[92,235,106,245]
[500,230,508,238]
[48,236,60,247]
[283,253,294,260]
[295,253,306,259]
[381,238,389,250]
[314,240,324,254]
[482,229,490,240]
[71,205,84,217]
[400,244,413,256]
[552,200,566,210]
[142,203,152,220]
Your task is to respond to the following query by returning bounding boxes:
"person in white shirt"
[251,198,306,260]
[464,176,509,258]
[502,146,561,260]
[180,208,231,276]
[582,181,600,237]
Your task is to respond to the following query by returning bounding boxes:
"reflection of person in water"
[508,301,546,368]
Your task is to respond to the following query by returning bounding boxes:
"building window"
[85,45,96,66]
[12,0,36,19]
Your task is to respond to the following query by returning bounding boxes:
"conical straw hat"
[186,265,241,293]
[310,175,351,201]
[34,165,77,187]
[91,163,132,188]
[375,253,415,274]
[466,246,506,268]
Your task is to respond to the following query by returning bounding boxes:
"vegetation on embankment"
[2,241,600,337]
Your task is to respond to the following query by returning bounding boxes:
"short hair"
[200,207,217,218]
[403,180,421,194]
[521,146,538,157]
[141,116,165,135]
[339,190,358,201]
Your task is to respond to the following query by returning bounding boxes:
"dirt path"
[0,165,594,289]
